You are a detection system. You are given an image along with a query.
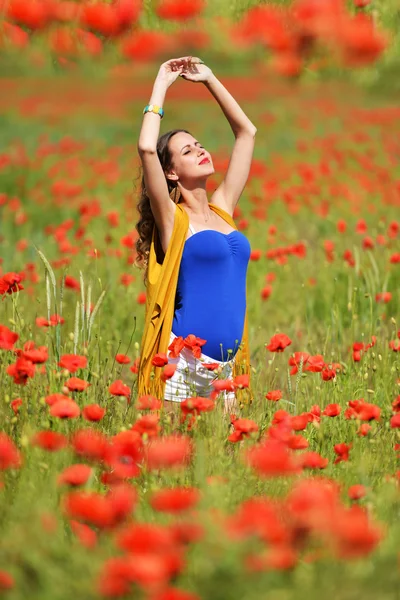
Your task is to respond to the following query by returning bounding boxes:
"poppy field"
[1,1,400,599]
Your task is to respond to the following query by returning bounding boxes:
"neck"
[179,186,211,221]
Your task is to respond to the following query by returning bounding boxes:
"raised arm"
[180,60,257,215]
[137,57,192,242]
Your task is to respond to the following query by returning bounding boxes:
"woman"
[135,56,257,412]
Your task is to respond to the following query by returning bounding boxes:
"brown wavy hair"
[135,129,191,285]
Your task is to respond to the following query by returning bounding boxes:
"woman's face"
[166,132,214,186]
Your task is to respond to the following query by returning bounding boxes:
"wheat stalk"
[88,290,106,343]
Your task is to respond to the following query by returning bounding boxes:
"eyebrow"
[181,141,201,154]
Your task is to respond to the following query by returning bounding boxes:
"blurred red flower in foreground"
[31,431,68,452]
[144,436,193,471]
[150,487,200,514]
[156,0,205,21]
[58,464,92,487]
[0,433,22,470]
[0,324,19,350]
[246,439,300,477]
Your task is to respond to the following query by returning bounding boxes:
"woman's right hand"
[156,57,193,88]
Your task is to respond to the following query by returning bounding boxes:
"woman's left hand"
[179,57,213,83]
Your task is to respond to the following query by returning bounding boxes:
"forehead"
[169,132,198,153]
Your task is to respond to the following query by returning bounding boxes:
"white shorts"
[164,330,237,405]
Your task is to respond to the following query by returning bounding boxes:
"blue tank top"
[172,222,251,361]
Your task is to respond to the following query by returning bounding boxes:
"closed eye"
[183,145,204,155]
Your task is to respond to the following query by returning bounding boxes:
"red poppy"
[334,442,352,464]
[0,272,24,296]
[168,521,205,546]
[180,397,215,418]
[272,409,291,426]
[168,336,185,359]
[64,275,81,292]
[36,313,65,327]
[31,430,68,452]
[72,429,110,462]
[357,423,372,436]
[212,379,235,393]
[303,354,325,372]
[130,357,140,373]
[233,374,249,389]
[0,324,19,350]
[107,483,138,526]
[288,352,310,374]
[6,0,53,30]
[144,435,193,471]
[0,570,14,591]
[83,404,106,421]
[116,522,176,555]
[161,364,178,381]
[105,430,143,479]
[115,353,131,364]
[323,403,341,417]
[183,334,207,359]
[120,30,171,62]
[375,291,392,303]
[287,434,308,450]
[0,433,22,470]
[70,520,97,549]
[21,343,48,364]
[339,14,386,68]
[266,333,292,352]
[50,399,81,419]
[65,377,90,392]
[109,379,130,398]
[10,398,22,414]
[290,413,309,431]
[390,414,400,429]
[333,505,383,559]
[58,354,88,373]
[136,395,162,411]
[58,464,92,487]
[132,414,161,438]
[261,285,273,300]
[348,484,366,501]
[150,487,200,513]
[355,401,380,421]
[300,451,329,470]
[96,556,132,597]
[63,491,114,529]
[156,0,205,21]
[228,418,259,443]
[152,353,169,367]
[246,439,299,478]
[44,393,70,407]
[321,367,336,381]
[6,357,35,385]
[266,390,282,402]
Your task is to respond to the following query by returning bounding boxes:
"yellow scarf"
[136,203,253,406]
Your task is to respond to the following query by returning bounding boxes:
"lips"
[199,158,210,165]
